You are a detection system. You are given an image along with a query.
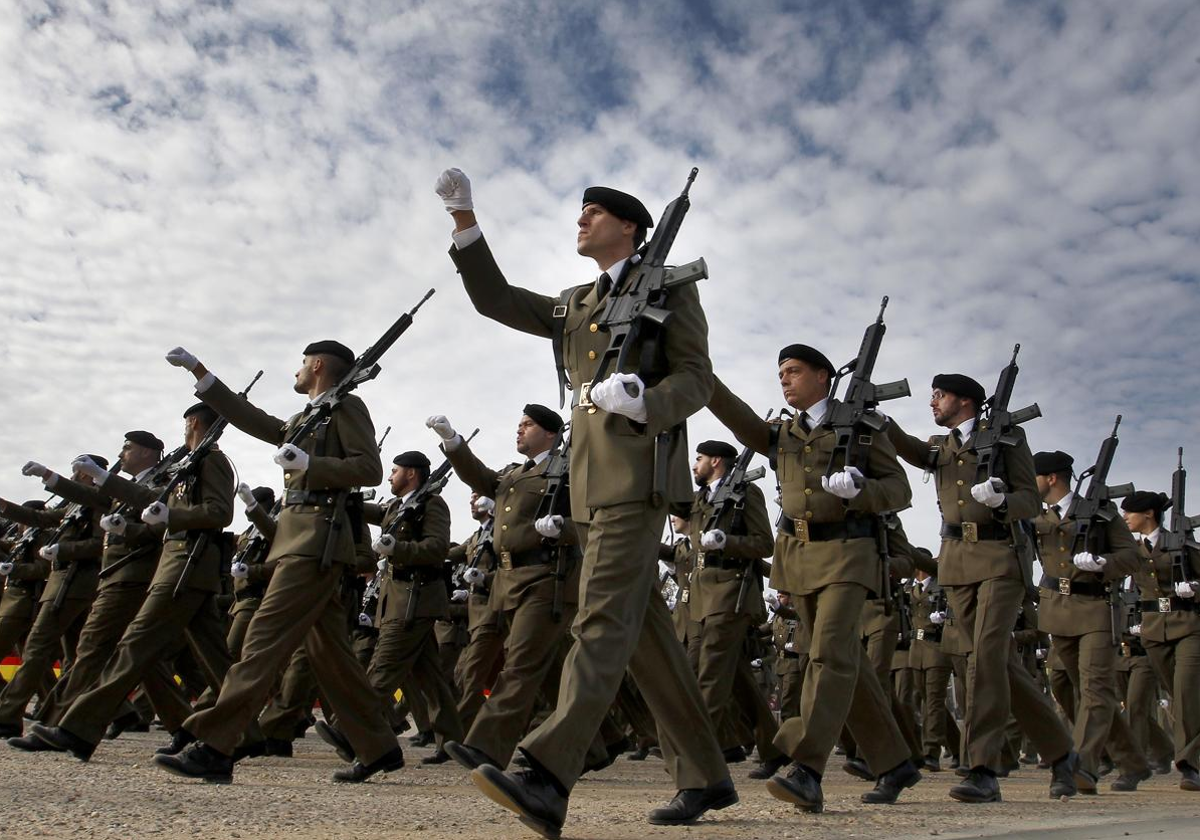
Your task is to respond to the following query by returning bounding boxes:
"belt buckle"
[696,551,706,569]
[794,519,810,542]
[577,382,594,409]
[680,589,690,603]
[961,522,979,543]
[1158,597,1172,613]
[499,551,513,571]
[1120,642,1130,656]
[1058,578,1071,595]
[916,629,926,640]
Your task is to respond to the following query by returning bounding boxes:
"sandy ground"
[2,729,1198,840]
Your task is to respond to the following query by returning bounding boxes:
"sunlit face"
[120,440,159,476]
[294,355,322,394]
[778,359,828,410]
[692,453,719,487]
[389,465,417,496]
[577,203,636,259]
[1122,509,1156,535]
[516,416,555,457]
[930,389,973,428]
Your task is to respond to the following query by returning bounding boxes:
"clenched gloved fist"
[1072,552,1107,573]
[22,461,49,479]
[451,588,469,603]
[463,566,486,586]
[373,534,396,557]
[100,513,127,535]
[589,373,648,423]
[783,641,795,652]
[358,612,373,628]
[435,168,473,212]
[821,466,863,500]
[273,444,309,472]
[0,561,14,576]
[39,544,59,561]
[73,455,109,483]
[765,592,780,610]
[237,483,257,509]
[141,502,169,527]
[1176,581,1196,599]
[929,611,947,625]
[473,496,495,515]
[376,557,388,573]
[971,478,1005,508]
[230,562,249,579]
[700,529,727,550]
[1129,624,1142,636]
[165,347,199,371]
[535,515,564,539]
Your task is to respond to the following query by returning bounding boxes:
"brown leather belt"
[779,518,877,543]
[498,547,555,571]
[1040,575,1109,599]
[1139,597,1199,614]
[940,522,1009,542]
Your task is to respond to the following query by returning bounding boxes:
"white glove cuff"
[195,371,216,393]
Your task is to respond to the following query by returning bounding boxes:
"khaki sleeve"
[996,431,1041,523]
[640,282,714,437]
[304,396,384,491]
[707,376,772,456]
[98,472,159,510]
[44,475,109,508]
[363,502,386,527]
[885,418,934,469]
[721,481,774,560]
[246,503,278,542]
[392,495,452,569]
[1099,510,1142,580]
[450,237,558,339]
[54,533,103,563]
[0,501,64,528]
[446,440,502,499]
[199,377,289,446]
[166,452,235,532]
[848,428,912,514]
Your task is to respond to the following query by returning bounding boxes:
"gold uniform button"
[588,350,596,360]
[804,446,812,453]
[588,407,597,415]
[804,466,812,473]
[957,499,965,506]
[589,323,598,333]
[804,488,813,496]
[504,506,512,513]
[956,479,964,486]
[804,511,813,519]
[501,525,509,531]
[508,487,514,494]
[957,460,964,466]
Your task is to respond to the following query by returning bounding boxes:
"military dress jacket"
[2,500,102,604]
[198,377,382,564]
[366,492,451,622]
[450,236,713,520]
[1132,539,1200,643]
[686,481,773,621]
[888,419,1041,586]
[447,527,502,633]
[229,503,279,614]
[446,439,581,612]
[907,578,952,670]
[1034,502,1140,637]
[771,604,806,674]
[708,378,911,597]
[0,525,51,608]
[52,472,163,587]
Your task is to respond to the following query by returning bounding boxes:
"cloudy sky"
[3,0,1198,558]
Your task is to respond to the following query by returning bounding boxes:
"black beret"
[23,500,46,510]
[1033,450,1074,475]
[183,402,219,423]
[1121,491,1171,515]
[696,440,738,461]
[393,451,431,470]
[77,453,109,470]
[125,430,165,451]
[931,374,986,406]
[778,344,835,377]
[523,403,563,433]
[582,186,654,229]
[303,340,355,366]
[251,486,276,509]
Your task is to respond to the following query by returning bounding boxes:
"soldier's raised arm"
[166,348,288,445]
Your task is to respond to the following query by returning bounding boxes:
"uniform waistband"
[779,517,877,543]
[1039,575,1109,599]
[940,521,1009,542]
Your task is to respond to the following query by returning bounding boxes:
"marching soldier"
[1031,450,1148,791]
[663,514,703,672]
[226,485,278,660]
[709,344,921,812]
[0,501,56,701]
[770,591,804,724]
[887,374,1079,803]
[437,168,732,835]
[1120,490,1200,791]
[1113,576,1175,773]
[909,570,960,770]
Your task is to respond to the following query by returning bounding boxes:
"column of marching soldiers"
[0,166,1197,839]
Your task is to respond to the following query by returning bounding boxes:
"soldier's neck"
[593,248,635,274]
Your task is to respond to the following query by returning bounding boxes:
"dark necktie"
[597,271,612,299]
[798,412,812,434]
[522,459,536,472]
[1050,504,1061,520]
[1144,537,1153,552]
[951,428,963,447]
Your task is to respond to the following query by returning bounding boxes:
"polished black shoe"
[408,730,434,747]
[28,723,95,762]
[1152,758,1172,775]
[1110,767,1151,791]
[7,734,55,752]
[1019,752,1039,765]
[105,710,147,740]
[647,746,663,759]
[922,755,942,772]
[264,738,294,758]
[1180,764,1200,792]
[1074,767,1098,794]
[231,739,268,762]
[0,724,21,739]
[153,742,233,783]
[748,754,789,780]
[626,746,649,762]
[332,747,405,783]
[1049,751,1080,798]
[765,762,823,813]
[996,760,1018,778]
[472,762,568,839]
[949,769,1002,803]
[1097,758,1114,777]
[421,748,453,765]
[155,729,197,756]
[314,720,355,763]
[842,756,876,781]
[954,764,970,777]
[862,760,921,804]
[444,740,496,771]
[722,745,747,764]
[512,751,531,768]
[647,778,739,825]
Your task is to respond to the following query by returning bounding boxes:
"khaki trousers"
[777,655,805,724]
[1144,633,1200,769]
[258,644,319,741]
[0,594,57,700]
[697,611,783,760]
[455,618,506,732]
[183,557,395,764]
[363,616,464,747]
[1117,656,1174,765]
[0,596,92,727]
[520,501,727,791]
[774,582,909,776]
[945,578,1072,772]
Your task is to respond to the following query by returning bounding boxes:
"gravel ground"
[3,729,1198,839]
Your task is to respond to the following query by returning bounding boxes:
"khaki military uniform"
[0,500,102,729]
[1114,580,1174,767]
[1132,537,1200,770]
[447,525,505,731]
[908,577,960,761]
[0,524,54,697]
[771,604,805,723]
[889,420,1072,773]
[56,450,240,746]
[179,379,397,765]
[1034,501,1146,778]
[226,505,278,660]
[710,380,912,776]
[451,235,727,791]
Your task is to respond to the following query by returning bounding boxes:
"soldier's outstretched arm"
[884,417,932,469]
[165,347,288,446]
[707,376,771,456]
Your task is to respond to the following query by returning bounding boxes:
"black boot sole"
[152,754,232,784]
[764,777,823,813]
[471,767,563,840]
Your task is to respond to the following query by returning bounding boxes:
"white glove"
[451,588,469,603]
[535,515,564,539]
[929,611,947,625]
[1129,624,1142,636]
[376,557,388,573]
[1036,648,1047,661]
[273,444,309,472]
[373,534,396,556]
[765,592,780,611]
[358,612,374,628]
[821,466,864,500]
[21,461,48,478]
[1072,552,1107,573]
[100,513,127,535]
[230,561,249,579]
[1159,698,1170,709]
[39,544,59,561]
[0,561,13,576]
[589,373,648,423]
[473,497,495,514]
[971,478,1005,508]
[435,168,473,212]
[463,566,486,586]
[237,483,257,509]
[750,658,763,668]
[141,502,169,526]
[72,455,109,483]
[165,346,199,371]
[1175,581,1196,599]
[700,530,727,550]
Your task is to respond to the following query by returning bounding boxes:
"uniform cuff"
[451,224,482,250]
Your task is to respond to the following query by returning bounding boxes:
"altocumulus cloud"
[1,0,1197,553]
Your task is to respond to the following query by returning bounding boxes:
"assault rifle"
[534,423,573,622]
[358,572,382,628]
[972,344,1041,485]
[1160,448,1200,588]
[376,426,392,452]
[824,296,910,478]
